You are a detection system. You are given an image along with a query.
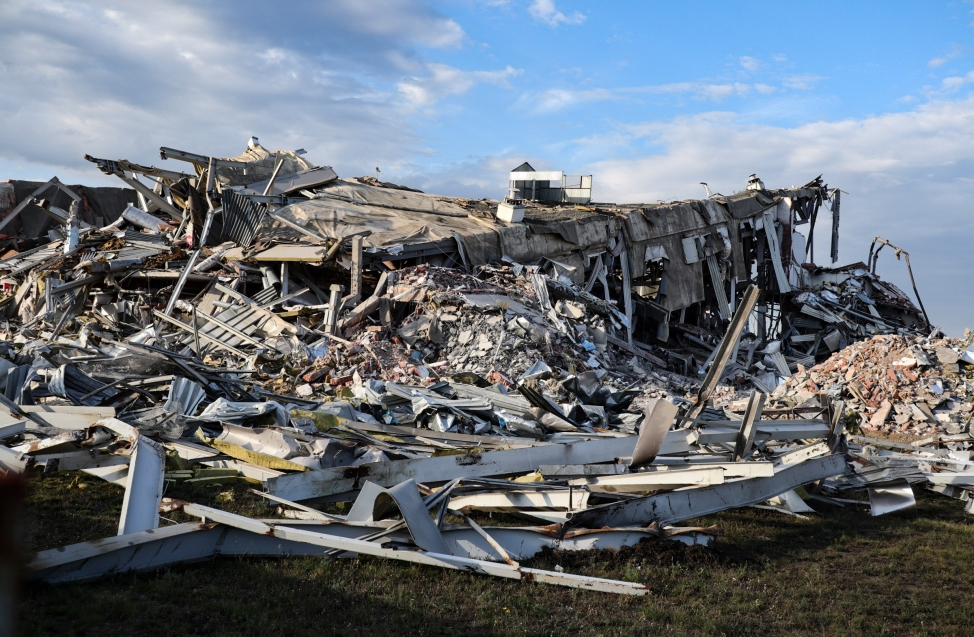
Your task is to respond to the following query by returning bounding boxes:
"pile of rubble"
[0,139,969,597]
[767,331,974,514]
[776,332,974,437]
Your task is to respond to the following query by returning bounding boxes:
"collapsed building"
[1,139,965,596]
[10,138,927,379]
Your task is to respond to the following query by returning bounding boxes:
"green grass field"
[17,470,974,637]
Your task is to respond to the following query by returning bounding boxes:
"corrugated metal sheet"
[0,243,63,276]
[250,286,278,306]
[221,189,267,247]
[163,377,205,416]
[112,245,164,260]
[191,301,289,354]
[123,230,168,249]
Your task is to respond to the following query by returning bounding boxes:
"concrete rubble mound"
[0,139,968,595]
[778,332,974,438]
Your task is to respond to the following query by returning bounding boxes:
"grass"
[16,469,974,637]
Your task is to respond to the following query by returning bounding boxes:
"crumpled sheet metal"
[629,398,679,468]
[868,478,917,516]
[346,479,450,554]
[215,423,302,460]
[270,182,499,264]
[197,398,290,428]
[195,428,310,473]
[26,513,711,586]
[29,511,699,596]
[172,501,651,596]
[162,377,205,416]
[565,454,848,531]
[266,429,696,502]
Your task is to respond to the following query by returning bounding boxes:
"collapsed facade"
[2,139,965,595]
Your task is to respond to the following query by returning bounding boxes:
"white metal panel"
[118,435,165,535]
[568,468,725,492]
[563,189,592,204]
[509,170,564,183]
[449,490,590,513]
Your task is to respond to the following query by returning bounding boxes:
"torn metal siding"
[222,189,269,247]
[243,165,339,196]
[267,430,697,502]
[496,214,619,280]
[621,201,735,312]
[619,192,809,312]
[565,454,848,530]
[268,191,618,281]
[272,193,502,266]
[215,143,316,189]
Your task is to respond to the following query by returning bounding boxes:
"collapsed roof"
[1,141,930,383]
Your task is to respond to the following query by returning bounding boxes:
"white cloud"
[782,74,826,90]
[740,56,760,72]
[928,44,963,68]
[0,0,471,180]
[403,153,529,198]
[517,87,617,113]
[941,70,974,91]
[690,83,752,100]
[579,99,974,333]
[209,0,467,55]
[591,100,974,205]
[397,64,521,107]
[528,0,585,26]
[324,0,466,49]
[518,81,763,113]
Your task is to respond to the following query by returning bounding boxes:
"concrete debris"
[0,141,965,595]
[776,333,974,438]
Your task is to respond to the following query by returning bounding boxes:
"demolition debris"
[1,139,969,595]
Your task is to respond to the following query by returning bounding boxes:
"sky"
[1,1,973,333]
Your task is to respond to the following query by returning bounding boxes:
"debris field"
[0,139,970,596]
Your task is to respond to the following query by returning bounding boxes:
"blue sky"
[1,0,973,333]
[419,1,972,167]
